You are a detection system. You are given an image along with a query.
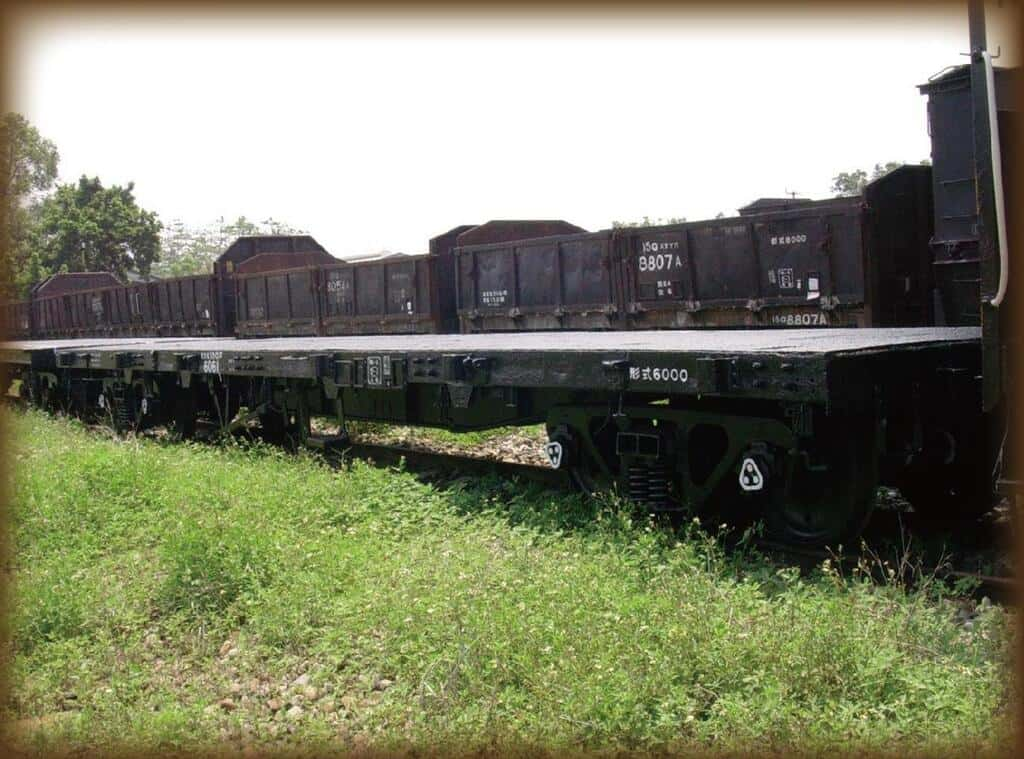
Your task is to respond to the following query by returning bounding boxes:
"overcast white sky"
[7,5,1020,259]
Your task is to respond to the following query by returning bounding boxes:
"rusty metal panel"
[322,266,355,318]
[32,298,50,337]
[13,301,31,338]
[385,259,417,316]
[2,301,32,339]
[130,284,152,325]
[85,291,105,331]
[168,281,184,323]
[289,271,315,319]
[752,212,853,307]
[39,295,69,337]
[354,264,385,319]
[428,225,475,332]
[195,279,215,323]
[561,237,616,307]
[621,222,761,329]
[691,223,761,306]
[626,229,694,303]
[515,241,560,308]
[318,256,440,335]
[108,288,125,332]
[71,293,86,332]
[153,282,170,323]
[181,280,197,325]
[241,276,266,322]
[456,232,618,332]
[266,273,290,320]
[138,275,218,336]
[234,267,319,337]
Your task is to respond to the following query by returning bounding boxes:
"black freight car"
[234,254,437,337]
[140,274,220,336]
[455,165,935,332]
[455,231,620,331]
[233,220,587,338]
[318,254,436,336]
[5,236,333,340]
[29,272,123,338]
[918,63,1018,326]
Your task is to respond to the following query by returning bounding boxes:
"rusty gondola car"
[455,165,935,332]
[232,220,587,337]
[233,255,440,337]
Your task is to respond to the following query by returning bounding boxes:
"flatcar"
[0,0,1017,548]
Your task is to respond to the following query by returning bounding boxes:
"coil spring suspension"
[626,461,673,510]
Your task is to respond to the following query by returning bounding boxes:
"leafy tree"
[31,175,162,282]
[612,215,686,228]
[0,113,60,296]
[830,168,870,197]
[1,113,59,201]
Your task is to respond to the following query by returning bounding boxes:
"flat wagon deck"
[0,327,987,547]
[0,327,980,397]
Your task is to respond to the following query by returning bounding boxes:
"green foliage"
[29,175,162,283]
[154,216,307,278]
[5,409,1014,754]
[156,521,275,618]
[0,113,60,297]
[1,113,59,200]
[1,112,170,295]
[831,168,870,197]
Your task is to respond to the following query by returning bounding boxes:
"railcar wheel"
[763,430,877,548]
[258,408,292,446]
[545,422,617,497]
[258,407,310,450]
[896,425,996,523]
[171,386,198,439]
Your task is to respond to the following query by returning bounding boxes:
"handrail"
[983,50,1009,307]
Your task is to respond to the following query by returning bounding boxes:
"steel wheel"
[764,431,877,548]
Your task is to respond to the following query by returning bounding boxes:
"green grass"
[3,408,1015,755]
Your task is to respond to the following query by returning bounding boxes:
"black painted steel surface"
[0,327,980,358]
